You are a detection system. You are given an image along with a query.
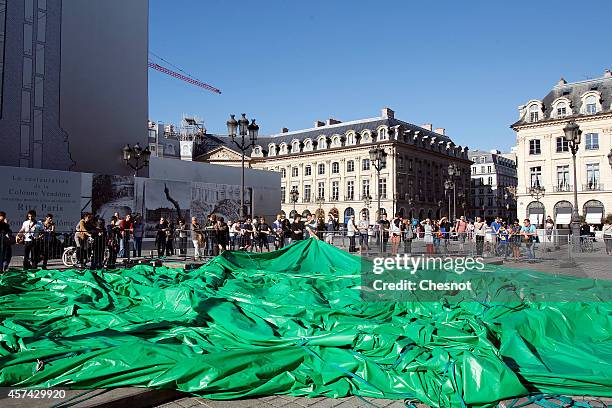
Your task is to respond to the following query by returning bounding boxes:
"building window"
[292,167,298,177]
[488,176,493,185]
[347,160,354,172]
[585,95,597,114]
[362,179,370,197]
[556,102,567,118]
[304,185,311,202]
[318,163,325,175]
[556,165,570,191]
[472,166,477,174]
[530,166,542,188]
[480,156,486,163]
[332,162,340,173]
[408,159,413,171]
[317,182,325,199]
[346,133,355,145]
[332,181,339,200]
[362,159,370,171]
[529,105,539,122]
[487,165,491,173]
[585,133,599,150]
[346,181,354,200]
[378,178,387,199]
[586,163,600,189]
[556,137,569,152]
[305,165,312,176]
[281,168,286,178]
[480,166,485,173]
[529,139,541,155]
[378,128,387,140]
[281,187,286,203]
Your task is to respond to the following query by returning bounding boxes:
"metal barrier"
[1,226,611,271]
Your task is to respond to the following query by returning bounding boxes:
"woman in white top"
[389,216,402,256]
[420,219,434,255]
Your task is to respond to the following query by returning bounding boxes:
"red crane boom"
[148,61,222,95]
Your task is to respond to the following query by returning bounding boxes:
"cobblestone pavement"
[155,395,422,408]
[155,395,612,408]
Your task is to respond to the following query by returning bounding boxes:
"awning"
[555,212,572,225]
[585,212,603,224]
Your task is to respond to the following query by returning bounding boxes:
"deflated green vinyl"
[0,238,610,407]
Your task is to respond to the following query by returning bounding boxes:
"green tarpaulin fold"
[0,238,610,407]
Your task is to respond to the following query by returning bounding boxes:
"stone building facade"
[194,108,471,224]
[511,70,612,226]
[468,150,518,221]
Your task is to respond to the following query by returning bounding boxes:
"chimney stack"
[314,120,325,127]
[435,127,446,135]
[281,127,289,133]
[558,77,567,86]
[381,107,394,119]
[327,118,342,126]
[421,123,432,131]
[605,69,612,78]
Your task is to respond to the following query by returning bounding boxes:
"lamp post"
[563,120,582,250]
[448,164,460,221]
[444,180,453,219]
[369,147,387,252]
[290,187,299,214]
[315,196,325,219]
[227,114,259,219]
[122,143,152,177]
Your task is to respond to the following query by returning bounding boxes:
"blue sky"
[149,0,611,152]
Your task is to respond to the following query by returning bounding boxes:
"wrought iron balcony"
[582,182,603,191]
[553,184,572,192]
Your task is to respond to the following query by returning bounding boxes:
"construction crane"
[148,53,221,95]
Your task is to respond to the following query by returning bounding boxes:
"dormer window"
[292,140,301,153]
[556,102,567,118]
[378,128,387,140]
[331,135,342,147]
[317,136,327,150]
[360,132,371,143]
[346,132,355,145]
[268,144,277,156]
[303,139,313,151]
[529,105,539,122]
[586,95,597,114]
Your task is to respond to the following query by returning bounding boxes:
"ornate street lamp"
[447,164,460,221]
[227,113,259,219]
[290,187,299,212]
[444,179,453,219]
[563,120,582,250]
[122,143,151,177]
[369,147,387,252]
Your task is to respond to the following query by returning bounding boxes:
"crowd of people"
[1,208,611,271]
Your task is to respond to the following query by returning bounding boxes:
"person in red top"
[455,215,468,251]
[118,213,134,259]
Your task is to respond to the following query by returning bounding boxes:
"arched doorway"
[526,201,545,226]
[553,200,572,226]
[408,210,414,220]
[418,209,425,220]
[302,209,311,218]
[583,200,604,224]
[436,208,441,219]
[375,208,387,220]
[427,209,433,219]
[398,207,405,217]
[344,207,355,224]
